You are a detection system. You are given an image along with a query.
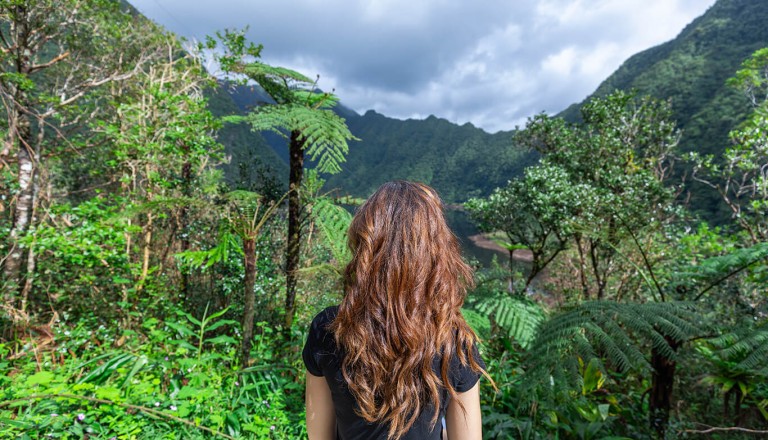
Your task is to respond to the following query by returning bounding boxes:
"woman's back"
[303,306,484,439]
[303,181,488,440]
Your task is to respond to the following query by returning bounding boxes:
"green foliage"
[527,301,704,390]
[310,196,353,268]
[0,312,306,439]
[473,292,545,349]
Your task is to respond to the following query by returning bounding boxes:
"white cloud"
[129,0,716,132]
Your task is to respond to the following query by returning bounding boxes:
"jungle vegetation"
[1,0,767,439]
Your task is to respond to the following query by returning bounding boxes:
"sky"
[129,0,717,133]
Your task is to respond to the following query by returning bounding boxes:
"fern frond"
[671,242,768,299]
[246,104,357,174]
[527,301,705,393]
[473,292,545,349]
[310,196,352,267]
[715,320,768,373]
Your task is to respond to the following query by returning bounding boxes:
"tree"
[214,30,356,330]
[0,0,163,306]
[177,190,285,368]
[515,91,679,300]
[466,164,591,292]
[690,47,768,244]
[103,40,223,305]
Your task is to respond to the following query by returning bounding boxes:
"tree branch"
[683,425,768,435]
[29,50,70,74]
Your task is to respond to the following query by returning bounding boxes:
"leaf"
[205,335,238,345]
[597,404,610,421]
[25,371,55,386]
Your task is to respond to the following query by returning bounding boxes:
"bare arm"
[306,372,336,440]
[445,382,482,440]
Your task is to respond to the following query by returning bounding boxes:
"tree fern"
[526,301,706,392]
[714,319,768,374]
[669,241,768,300]
[245,103,355,174]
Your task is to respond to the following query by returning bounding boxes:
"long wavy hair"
[330,181,486,439]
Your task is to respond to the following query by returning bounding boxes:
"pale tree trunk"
[138,212,154,290]
[575,234,590,300]
[5,110,35,301]
[240,238,257,367]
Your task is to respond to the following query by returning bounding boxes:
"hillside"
[556,0,768,221]
[561,0,768,156]
[224,84,533,202]
[326,111,534,202]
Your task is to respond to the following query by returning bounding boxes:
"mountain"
[557,0,768,221]
[325,111,534,202]
[217,0,768,208]
[223,84,534,202]
[560,0,768,157]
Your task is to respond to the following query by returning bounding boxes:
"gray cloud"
[130,0,716,132]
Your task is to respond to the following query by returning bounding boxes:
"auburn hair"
[330,181,486,439]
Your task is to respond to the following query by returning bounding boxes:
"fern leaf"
[527,301,706,394]
[474,292,545,349]
[311,197,353,268]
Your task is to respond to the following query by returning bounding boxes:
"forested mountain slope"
[207,84,287,190]
[560,0,768,157]
[224,84,534,202]
[325,111,534,202]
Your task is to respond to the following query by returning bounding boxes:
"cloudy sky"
[129,0,716,133]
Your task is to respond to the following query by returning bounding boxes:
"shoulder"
[303,305,340,376]
[448,342,485,393]
[309,305,339,331]
[306,305,339,347]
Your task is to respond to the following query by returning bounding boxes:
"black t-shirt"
[302,306,484,440]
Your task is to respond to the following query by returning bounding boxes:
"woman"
[303,181,489,440]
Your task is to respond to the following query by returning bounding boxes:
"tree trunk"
[240,237,257,367]
[180,153,192,301]
[649,337,680,438]
[137,212,153,290]
[284,130,304,330]
[5,110,35,300]
[575,234,590,300]
[507,249,515,293]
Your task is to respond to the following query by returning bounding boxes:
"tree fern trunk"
[240,237,257,368]
[649,337,679,438]
[284,130,304,330]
